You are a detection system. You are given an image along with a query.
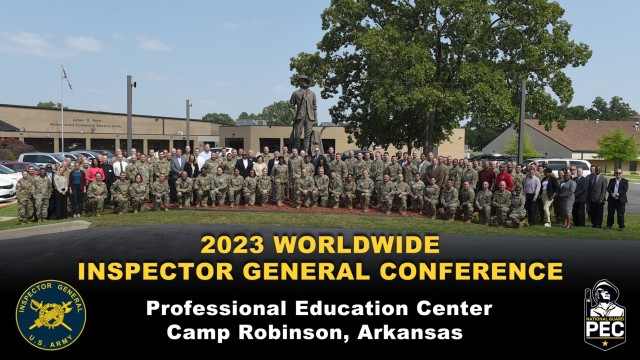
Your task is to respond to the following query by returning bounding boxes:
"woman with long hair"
[184,154,200,179]
[53,167,69,219]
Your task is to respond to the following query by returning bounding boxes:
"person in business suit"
[235,150,254,178]
[424,158,445,189]
[169,152,183,202]
[605,169,628,231]
[267,153,279,176]
[99,155,115,205]
[572,168,588,227]
[587,166,607,228]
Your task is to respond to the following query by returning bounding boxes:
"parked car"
[0,178,16,202]
[523,158,592,177]
[70,150,101,160]
[468,153,517,163]
[52,152,78,161]
[0,161,41,173]
[17,153,66,169]
[0,164,22,185]
[340,149,374,160]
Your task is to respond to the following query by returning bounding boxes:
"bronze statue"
[289,75,317,153]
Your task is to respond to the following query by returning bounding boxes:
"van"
[18,153,67,168]
[523,158,592,177]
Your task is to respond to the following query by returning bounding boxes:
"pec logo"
[584,279,625,351]
[15,280,86,351]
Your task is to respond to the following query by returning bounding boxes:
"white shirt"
[114,161,128,177]
[614,179,620,195]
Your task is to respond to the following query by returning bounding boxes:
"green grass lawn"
[1,203,637,241]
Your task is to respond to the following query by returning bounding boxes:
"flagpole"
[61,65,65,152]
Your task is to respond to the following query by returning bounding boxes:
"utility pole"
[127,75,136,154]
[517,80,527,165]
[186,99,192,148]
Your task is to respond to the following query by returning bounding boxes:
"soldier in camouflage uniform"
[154,153,171,183]
[227,168,244,207]
[402,159,418,184]
[257,168,272,207]
[410,173,425,214]
[243,169,258,206]
[296,168,316,209]
[440,179,459,221]
[194,168,212,207]
[151,172,170,211]
[474,180,493,225]
[394,174,412,215]
[345,150,356,177]
[130,173,149,213]
[87,172,108,216]
[302,155,315,180]
[459,180,476,223]
[202,153,219,176]
[511,164,526,195]
[329,152,348,183]
[449,159,463,191]
[353,153,366,180]
[210,167,229,207]
[356,170,375,212]
[126,157,139,183]
[112,172,131,214]
[221,153,235,176]
[328,170,343,209]
[273,156,289,207]
[16,171,34,224]
[342,174,357,210]
[288,148,303,203]
[385,156,402,183]
[369,151,385,205]
[424,177,440,219]
[462,162,478,191]
[506,187,527,228]
[32,168,52,222]
[313,166,330,207]
[492,180,512,227]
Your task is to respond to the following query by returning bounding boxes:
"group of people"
[14,144,629,231]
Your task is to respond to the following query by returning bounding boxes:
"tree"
[259,101,292,126]
[202,113,235,125]
[464,117,510,152]
[502,133,539,159]
[37,101,67,109]
[559,105,589,120]
[290,0,591,152]
[596,128,639,170]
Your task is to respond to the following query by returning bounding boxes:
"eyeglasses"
[616,172,622,175]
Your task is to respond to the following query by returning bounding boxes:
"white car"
[0,164,22,185]
[0,178,16,202]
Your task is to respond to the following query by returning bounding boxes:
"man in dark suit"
[587,166,607,228]
[267,152,279,176]
[605,169,628,231]
[169,152,184,202]
[99,155,115,205]
[235,151,253,178]
[572,168,588,227]
[424,158,445,188]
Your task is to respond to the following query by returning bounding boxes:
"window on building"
[173,140,194,152]
[225,138,244,151]
[119,139,144,156]
[148,140,170,153]
[282,138,292,150]
[259,138,280,153]
[630,161,637,172]
[322,139,336,154]
[91,139,116,152]
[24,138,54,152]
[60,138,86,152]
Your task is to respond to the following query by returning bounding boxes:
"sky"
[1,0,638,123]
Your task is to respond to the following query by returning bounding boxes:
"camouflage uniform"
[16,177,34,223]
[492,189,512,226]
[330,159,348,182]
[459,187,476,221]
[126,161,139,183]
[462,168,478,190]
[210,173,229,206]
[222,158,236,176]
[402,163,418,183]
[345,157,356,177]
[353,159,366,180]
[151,179,170,211]
[395,181,412,213]
[111,179,131,214]
[302,162,315,179]
[448,165,463,190]
[440,186,459,220]
[369,159,384,203]
[313,173,330,207]
[507,192,527,227]
[356,177,375,211]
[202,158,218,176]
[424,184,440,218]
[272,163,289,206]
[257,174,272,206]
[296,175,316,208]
[384,163,402,183]
[195,172,212,207]
[410,179,425,213]
[154,159,171,181]
[130,182,149,213]
[511,171,526,194]
[138,161,153,187]
[342,179,357,209]
[328,176,343,208]
[32,175,52,220]
[288,155,303,201]
[243,176,258,206]
[87,181,108,216]
[227,174,244,206]
[474,189,493,225]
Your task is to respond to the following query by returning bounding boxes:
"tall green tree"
[259,101,292,126]
[290,0,591,151]
[503,133,539,159]
[559,105,589,120]
[37,101,67,109]
[596,128,639,169]
[202,112,235,125]
[464,117,510,152]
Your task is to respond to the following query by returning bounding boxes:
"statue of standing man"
[289,75,317,154]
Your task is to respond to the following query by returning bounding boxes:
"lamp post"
[127,75,136,155]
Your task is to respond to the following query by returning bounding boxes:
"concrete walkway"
[0,220,91,241]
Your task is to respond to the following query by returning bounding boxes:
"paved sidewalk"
[0,220,91,241]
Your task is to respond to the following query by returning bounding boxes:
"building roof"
[0,119,21,132]
[526,119,640,152]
